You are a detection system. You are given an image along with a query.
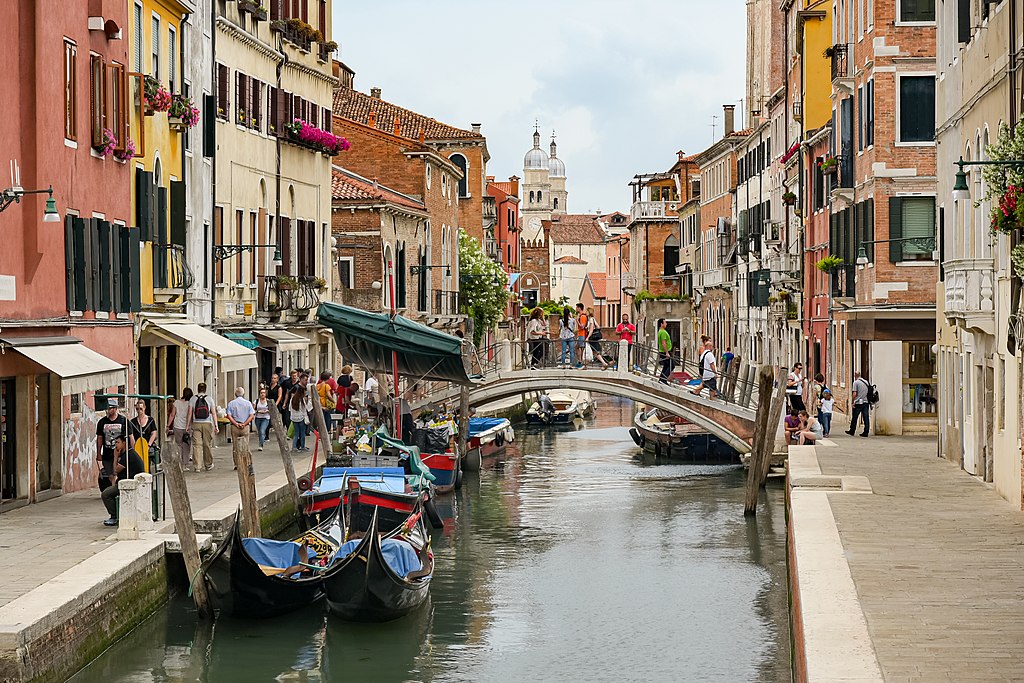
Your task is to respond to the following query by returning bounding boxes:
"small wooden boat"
[202,508,344,618]
[462,417,514,472]
[323,507,433,622]
[526,389,594,424]
[301,466,442,531]
[631,407,741,465]
[420,450,461,493]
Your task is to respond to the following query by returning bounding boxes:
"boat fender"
[454,467,463,490]
[494,431,505,447]
[424,498,444,529]
[297,475,313,492]
[628,427,644,447]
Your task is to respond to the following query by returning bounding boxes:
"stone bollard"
[617,340,629,377]
[499,339,513,372]
[117,472,155,541]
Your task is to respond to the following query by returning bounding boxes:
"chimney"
[393,116,401,137]
[368,111,376,128]
[471,123,482,134]
[370,87,381,99]
[677,150,686,162]
[723,104,735,136]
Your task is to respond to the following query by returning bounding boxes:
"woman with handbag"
[167,388,194,470]
[289,385,313,452]
[557,306,576,366]
[787,363,806,412]
[527,308,547,368]
[586,307,609,369]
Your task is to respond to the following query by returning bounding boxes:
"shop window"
[903,342,937,415]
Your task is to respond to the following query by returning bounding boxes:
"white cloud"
[334,0,745,212]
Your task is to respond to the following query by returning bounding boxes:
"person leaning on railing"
[526,308,548,368]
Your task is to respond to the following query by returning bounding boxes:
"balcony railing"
[261,274,323,314]
[943,259,995,331]
[829,43,849,82]
[433,289,459,316]
[630,201,671,221]
[831,264,855,299]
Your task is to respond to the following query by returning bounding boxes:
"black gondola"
[202,509,344,618]
[323,508,433,622]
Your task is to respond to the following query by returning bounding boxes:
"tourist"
[818,389,834,437]
[527,307,547,368]
[657,318,674,383]
[167,388,193,470]
[558,306,577,366]
[187,382,219,471]
[615,313,636,369]
[316,370,338,433]
[364,373,380,418]
[787,363,806,412]
[721,347,735,372]
[810,372,826,412]
[575,303,589,368]
[226,387,255,469]
[784,409,802,443]
[129,398,158,467]
[337,365,354,426]
[699,340,719,399]
[847,371,871,437]
[100,434,145,527]
[96,399,135,492]
[690,335,711,393]
[252,386,271,451]
[586,307,609,369]
[289,385,313,451]
[267,372,287,429]
[797,410,824,445]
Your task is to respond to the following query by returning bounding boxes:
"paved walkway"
[815,430,1024,681]
[0,435,313,608]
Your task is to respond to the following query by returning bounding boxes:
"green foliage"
[981,124,1024,207]
[633,290,687,307]
[458,232,510,345]
[1011,243,1024,279]
[524,299,565,316]
[815,255,843,272]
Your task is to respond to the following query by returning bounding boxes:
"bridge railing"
[629,342,760,409]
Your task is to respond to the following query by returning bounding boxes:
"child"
[819,389,834,437]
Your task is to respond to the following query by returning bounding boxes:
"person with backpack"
[187,382,219,471]
[586,307,609,370]
[694,340,719,399]
[847,371,872,437]
[558,306,577,366]
[575,303,589,368]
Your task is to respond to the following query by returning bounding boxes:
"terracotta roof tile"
[489,181,518,197]
[331,166,426,211]
[586,272,608,299]
[554,255,588,265]
[547,214,606,244]
[333,88,480,142]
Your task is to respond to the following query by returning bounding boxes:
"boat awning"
[223,332,260,350]
[317,302,469,384]
[142,319,257,373]
[0,336,127,395]
[252,329,309,352]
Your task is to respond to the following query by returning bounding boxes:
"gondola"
[323,507,432,622]
[202,507,344,618]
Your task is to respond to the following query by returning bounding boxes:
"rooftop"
[333,88,481,142]
[554,255,588,265]
[547,214,606,244]
[331,166,426,212]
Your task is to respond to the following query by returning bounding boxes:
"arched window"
[537,191,542,202]
[396,241,407,309]
[450,153,469,198]
[530,191,535,203]
[663,235,680,275]
[553,197,559,210]
[382,244,393,310]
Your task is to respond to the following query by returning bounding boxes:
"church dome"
[548,156,566,178]
[524,126,549,170]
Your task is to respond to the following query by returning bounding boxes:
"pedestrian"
[696,340,719,399]
[129,398,158,471]
[785,408,802,443]
[690,335,711,393]
[96,399,135,493]
[526,307,547,368]
[337,365,354,427]
[364,373,380,419]
[787,363,806,412]
[656,318,674,383]
[846,371,871,437]
[586,307,609,369]
[575,303,589,368]
[316,370,338,434]
[226,387,255,469]
[167,388,194,470]
[558,306,577,366]
[811,372,826,412]
[267,372,287,429]
[252,386,271,451]
[818,389,834,437]
[188,382,219,471]
[99,434,145,527]
[721,347,735,372]
[289,385,312,451]
[615,313,636,369]
[797,410,824,445]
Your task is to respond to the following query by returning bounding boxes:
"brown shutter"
[268,86,278,134]
[284,90,293,125]
[279,216,292,275]
[292,94,301,122]
[90,54,105,146]
[217,63,228,119]
[235,71,243,124]
[214,206,224,284]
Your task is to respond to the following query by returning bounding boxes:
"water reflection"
[71,397,790,683]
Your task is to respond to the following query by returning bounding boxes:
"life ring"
[494,431,505,447]
[629,427,644,447]
[297,475,313,492]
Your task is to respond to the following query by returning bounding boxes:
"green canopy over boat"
[316,302,469,384]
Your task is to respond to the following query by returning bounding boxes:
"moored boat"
[631,407,741,465]
[462,417,514,472]
[526,389,594,424]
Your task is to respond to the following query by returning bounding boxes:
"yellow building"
[798,0,832,135]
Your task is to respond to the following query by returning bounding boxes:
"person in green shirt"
[656,318,673,384]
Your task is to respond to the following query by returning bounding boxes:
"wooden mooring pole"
[758,365,790,487]
[268,400,300,514]
[232,426,261,539]
[744,365,777,515]
[163,438,211,617]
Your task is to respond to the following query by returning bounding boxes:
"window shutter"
[867,198,875,261]
[118,226,131,312]
[251,78,261,130]
[296,219,307,276]
[97,220,112,312]
[90,54,105,146]
[135,168,150,240]
[128,228,142,311]
[737,210,748,256]
[217,64,228,119]
[283,90,293,126]
[235,71,243,122]
[279,216,291,275]
[64,216,76,311]
[866,80,874,146]
[170,179,186,246]
[307,222,316,276]
[323,107,331,132]
[85,218,99,311]
[902,197,936,258]
[203,92,216,156]
[889,197,903,262]
[156,187,169,288]
[111,223,123,313]
[957,0,971,43]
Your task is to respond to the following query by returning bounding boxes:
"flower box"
[238,0,267,21]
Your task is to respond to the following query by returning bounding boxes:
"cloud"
[334,0,745,213]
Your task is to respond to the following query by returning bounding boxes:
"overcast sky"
[334,1,746,214]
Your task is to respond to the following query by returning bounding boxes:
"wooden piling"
[758,365,790,488]
[267,400,300,513]
[232,426,261,538]
[308,397,333,477]
[458,385,469,467]
[744,364,777,515]
[162,438,211,617]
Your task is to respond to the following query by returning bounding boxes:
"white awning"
[143,319,257,373]
[4,339,127,395]
[253,329,310,352]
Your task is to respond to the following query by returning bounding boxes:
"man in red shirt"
[615,313,636,369]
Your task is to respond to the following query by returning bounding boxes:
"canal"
[71,396,791,682]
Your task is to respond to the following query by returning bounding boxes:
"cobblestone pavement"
[816,430,1024,682]
[0,433,313,608]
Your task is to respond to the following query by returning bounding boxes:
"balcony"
[153,244,194,304]
[433,289,460,317]
[943,258,995,334]
[829,43,854,95]
[260,275,323,317]
[831,264,855,300]
[630,201,672,221]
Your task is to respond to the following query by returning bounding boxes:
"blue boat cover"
[241,537,313,569]
[468,417,509,437]
[313,467,408,495]
[335,537,423,578]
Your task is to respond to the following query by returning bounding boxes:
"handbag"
[589,328,602,341]
[287,422,295,439]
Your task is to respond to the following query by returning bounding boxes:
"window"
[168,26,176,91]
[450,153,468,197]
[250,78,261,130]
[663,235,679,275]
[105,62,126,152]
[337,257,353,288]
[64,40,77,141]
[89,54,104,147]
[857,86,863,151]
[899,76,935,143]
[899,0,935,22]
[529,190,534,203]
[890,196,936,262]
[216,63,228,120]
[553,197,559,210]
[865,79,874,146]
[132,4,143,71]
[151,15,160,81]
[64,217,140,313]
[236,72,248,125]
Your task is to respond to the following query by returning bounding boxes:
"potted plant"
[113,138,136,163]
[767,295,779,304]
[782,191,797,206]
[238,0,267,21]
[96,128,117,158]
[818,157,839,175]
[168,93,200,131]
[276,276,297,290]
[815,255,844,273]
[992,185,1024,235]
[143,76,171,115]
[1011,243,1024,279]
[776,289,790,301]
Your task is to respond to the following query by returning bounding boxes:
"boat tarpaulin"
[334,537,423,578]
[241,537,312,569]
[468,417,510,438]
[316,302,469,384]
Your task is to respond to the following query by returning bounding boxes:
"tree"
[458,231,510,344]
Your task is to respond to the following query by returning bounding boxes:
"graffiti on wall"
[62,407,100,493]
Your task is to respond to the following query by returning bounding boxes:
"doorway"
[1,379,17,503]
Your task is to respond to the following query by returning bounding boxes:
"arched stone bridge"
[416,366,759,454]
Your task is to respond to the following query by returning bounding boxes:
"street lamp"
[0,184,60,223]
[855,237,936,266]
[213,244,283,267]
[951,156,1024,202]
[409,264,451,277]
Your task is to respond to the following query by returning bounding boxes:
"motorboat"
[630,406,740,465]
[461,417,514,472]
[526,389,594,425]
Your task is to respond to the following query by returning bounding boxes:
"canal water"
[71,397,791,682]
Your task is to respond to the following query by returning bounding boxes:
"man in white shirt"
[699,341,719,400]
[846,371,871,437]
[187,382,219,471]
[226,387,255,467]
[363,375,380,418]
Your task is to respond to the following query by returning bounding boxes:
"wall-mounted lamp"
[952,156,1024,202]
[213,244,283,267]
[409,264,451,277]
[0,184,60,223]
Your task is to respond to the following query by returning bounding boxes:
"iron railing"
[154,244,194,291]
[261,274,322,313]
[831,264,856,298]
[829,43,849,82]
[433,289,459,316]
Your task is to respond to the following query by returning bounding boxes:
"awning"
[142,319,257,373]
[0,336,127,395]
[317,302,469,384]
[223,332,260,350]
[252,329,310,352]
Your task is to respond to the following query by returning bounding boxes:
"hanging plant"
[113,138,136,162]
[168,93,200,128]
[97,128,117,158]
[815,255,844,272]
[782,191,797,205]
[1011,243,1024,279]
[818,157,839,175]
[143,75,171,113]
[776,289,790,300]
[983,123,1024,234]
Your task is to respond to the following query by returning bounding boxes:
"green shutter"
[889,197,903,262]
[902,197,936,258]
[97,220,112,312]
[64,216,76,312]
[170,180,186,246]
